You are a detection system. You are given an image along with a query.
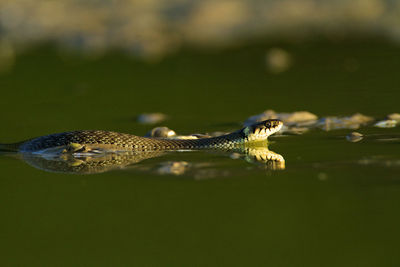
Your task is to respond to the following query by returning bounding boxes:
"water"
[0,39,400,266]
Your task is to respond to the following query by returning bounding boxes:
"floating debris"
[349,113,375,124]
[137,113,167,124]
[281,126,310,135]
[317,113,374,131]
[266,48,292,74]
[374,120,397,128]
[145,127,176,138]
[346,132,364,142]
[278,111,318,126]
[157,161,189,175]
[386,113,400,122]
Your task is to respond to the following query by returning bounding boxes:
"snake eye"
[265,121,271,128]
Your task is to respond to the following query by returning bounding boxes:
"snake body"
[1,119,283,153]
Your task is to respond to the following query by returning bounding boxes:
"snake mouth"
[243,119,283,141]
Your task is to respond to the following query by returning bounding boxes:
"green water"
[1,39,400,266]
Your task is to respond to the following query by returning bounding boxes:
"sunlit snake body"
[1,119,283,153]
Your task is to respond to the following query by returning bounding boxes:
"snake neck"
[127,130,247,151]
[191,130,247,148]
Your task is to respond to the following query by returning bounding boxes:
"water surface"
[0,40,399,266]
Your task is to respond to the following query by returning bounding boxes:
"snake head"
[243,119,283,141]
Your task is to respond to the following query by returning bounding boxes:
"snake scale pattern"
[1,119,283,153]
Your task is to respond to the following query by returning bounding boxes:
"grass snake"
[0,119,283,153]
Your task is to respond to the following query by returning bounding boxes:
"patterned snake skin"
[2,119,283,153]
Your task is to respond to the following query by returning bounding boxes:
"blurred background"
[1,0,400,61]
[1,1,400,266]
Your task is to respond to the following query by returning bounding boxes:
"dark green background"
[0,39,399,266]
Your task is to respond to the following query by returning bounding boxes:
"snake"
[0,119,283,153]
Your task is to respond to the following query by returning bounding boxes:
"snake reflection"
[18,146,285,175]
